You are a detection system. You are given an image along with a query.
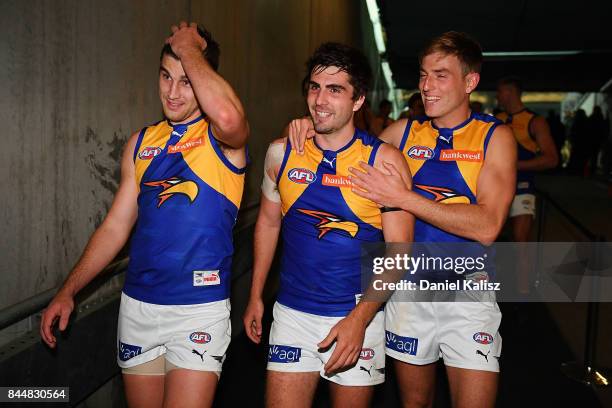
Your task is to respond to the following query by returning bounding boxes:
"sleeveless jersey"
[276,129,384,316]
[496,109,537,194]
[399,112,500,279]
[124,116,245,305]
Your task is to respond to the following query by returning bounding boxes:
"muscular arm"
[244,140,284,343]
[518,116,558,171]
[350,125,517,245]
[168,22,248,149]
[322,144,414,374]
[347,144,414,322]
[40,132,140,347]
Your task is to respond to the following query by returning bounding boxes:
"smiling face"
[159,54,201,124]
[419,52,479,125]
[306,66,365,135]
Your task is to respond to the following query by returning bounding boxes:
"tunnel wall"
[0,0,365,313]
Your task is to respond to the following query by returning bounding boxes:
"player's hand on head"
[166,21,206,58]
[243,297,264,344]
[349,161,409,208]
[39,294,75,348]
[318,315,366,375]
[288,117,315,155]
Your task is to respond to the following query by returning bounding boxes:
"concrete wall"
[0,0,365,311]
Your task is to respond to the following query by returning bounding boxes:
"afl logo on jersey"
[138,146,162,160]
[288,168,316,184]
[189,332,212,344]
[473,332,494,345]
[407,146,434,160]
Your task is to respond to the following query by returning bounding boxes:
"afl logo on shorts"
[360,348,375,360]
[288,168,316,184]
[189,332,212,344]
[138,146,162,160]
[407,146,433,160]
[473,332,494,345]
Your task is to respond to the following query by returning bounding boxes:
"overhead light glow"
[366,0,386,54]
[483,50,582,57]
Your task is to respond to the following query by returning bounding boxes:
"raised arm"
[40,131,140,347]
[167,22,249,149]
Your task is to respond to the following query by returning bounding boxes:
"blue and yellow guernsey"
[399,112,501,279]
[125,116,245,305]
[496,109,537,194]
[276,129,383,316]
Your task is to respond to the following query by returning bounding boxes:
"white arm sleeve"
[261,143,284,203]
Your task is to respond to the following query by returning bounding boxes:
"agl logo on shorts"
[189,332,212,344]
[407,146,434,160]
[385,331,418,356]
[118,341,142,361]
[268,344,301,363]
[288,168,316,184]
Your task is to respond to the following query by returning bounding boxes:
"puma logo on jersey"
[297,209,359,239]
[143,177,199,207]
[322,157,336,167]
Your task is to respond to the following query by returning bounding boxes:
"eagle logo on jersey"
[143,177,199,207]
[414,184,470,204]
[297,209,359,239]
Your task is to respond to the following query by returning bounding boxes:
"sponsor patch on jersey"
[193,270,220,286]
[439,149,483,162]
[118,341,142,362]
[168,137,203,154]
[360,348,375,360]
[189,331,212,344]
[268,345,301,363]
[138,146,162,160]
[473,332,494,345]
[407,145,434,160]
[322,174,352,187]
[288,168,316,184]
[385,331,418,355]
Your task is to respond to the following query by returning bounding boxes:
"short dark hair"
[160,25,220,72]
[407,92,422,108]
[497,76,523,94]
[419,31,482,75]
[303,42,372,101]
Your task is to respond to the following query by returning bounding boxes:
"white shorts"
[385,293,502,372]
[509,193,536,218]
[267,302,385,386]
[117,293,231,374]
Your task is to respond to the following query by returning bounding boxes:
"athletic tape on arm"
[261,143,284,203]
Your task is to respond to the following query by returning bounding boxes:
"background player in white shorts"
[243,42,413,407]
[496,76,558,295]
[348,32,516,407]
[40,22,248,408]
